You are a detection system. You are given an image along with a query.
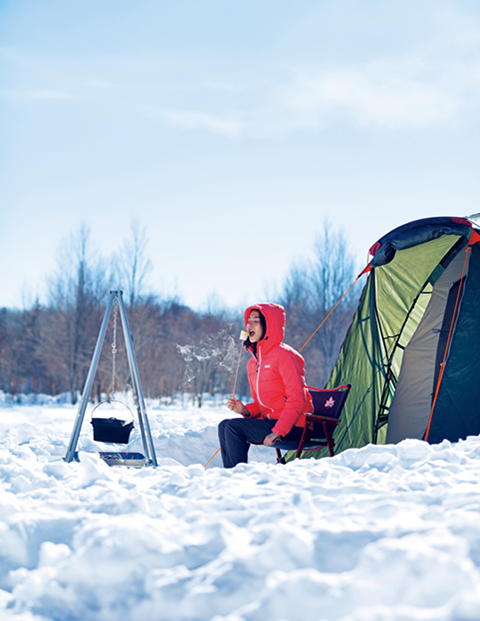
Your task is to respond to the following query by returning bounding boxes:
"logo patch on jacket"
[264,364,270,368]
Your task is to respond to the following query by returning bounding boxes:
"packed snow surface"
[1,394,480,621]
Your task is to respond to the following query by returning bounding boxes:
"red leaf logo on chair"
[325,397,335,408]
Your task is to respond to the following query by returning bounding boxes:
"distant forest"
[0,222,361,405]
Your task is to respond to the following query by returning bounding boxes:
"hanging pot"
[90,400,134,444]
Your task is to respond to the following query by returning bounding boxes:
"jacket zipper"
[256,348,274,415]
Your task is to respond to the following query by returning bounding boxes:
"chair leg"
[322,421,335,457]
[275,448,286,464]
[295,424,310,459]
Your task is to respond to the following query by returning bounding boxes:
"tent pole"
[424,246,471,442]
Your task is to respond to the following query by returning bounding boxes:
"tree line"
[0,222,361,405]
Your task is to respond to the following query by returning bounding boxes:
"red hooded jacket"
[244,303,313,437]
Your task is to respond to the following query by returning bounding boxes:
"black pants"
[218,417,305,468]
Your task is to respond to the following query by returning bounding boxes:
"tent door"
[385,249,470,443]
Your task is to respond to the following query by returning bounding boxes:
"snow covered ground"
[1,394,480,621]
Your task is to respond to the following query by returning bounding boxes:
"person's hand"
[227,394,249,415]
[264,432,281,447]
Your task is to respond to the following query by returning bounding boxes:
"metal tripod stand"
[64,291,158,467]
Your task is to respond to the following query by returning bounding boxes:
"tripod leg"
[117,293,158,467]
[64,292,115,463]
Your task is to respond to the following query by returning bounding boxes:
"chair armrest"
[305,414,341,426]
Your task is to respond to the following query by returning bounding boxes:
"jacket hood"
[244,303,286,355]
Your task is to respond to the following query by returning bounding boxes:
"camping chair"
[253,385,351,464]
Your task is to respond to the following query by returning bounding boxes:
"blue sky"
[1,0,480,310]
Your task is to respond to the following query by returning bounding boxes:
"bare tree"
[0,219,361,405]
[0,308,17,394]
[278,222,359,388]
[311,222,356,310]
[46,225,109,403]
[309,222,358,377]
[112,220,153,308]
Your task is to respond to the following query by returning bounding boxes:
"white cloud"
[156,81,242,93]
[137,53,480,139]
[137,105,244,138]
[86,80,114,89]
[279,7,480,131]
[201,81,243,93]
[132,7,480,138]
[30,90,76,100]
[280,59,472,129]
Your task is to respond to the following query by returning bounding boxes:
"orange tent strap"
[469,229,480,246]
[204,447,221,468]
[424,245,470,441]
[298,263,370,353]
[359,261,372,276]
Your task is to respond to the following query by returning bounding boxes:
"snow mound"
[1,402,480,620]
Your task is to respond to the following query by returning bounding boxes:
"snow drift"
[1,397,480,621]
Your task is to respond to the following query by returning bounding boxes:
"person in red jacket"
[218,303,313,468]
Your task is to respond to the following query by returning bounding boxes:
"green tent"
[305,216,480,459]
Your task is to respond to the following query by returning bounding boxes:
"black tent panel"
[371,217,472,268]
[428,242,480,443]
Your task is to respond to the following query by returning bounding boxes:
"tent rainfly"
[306,216,480,458]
